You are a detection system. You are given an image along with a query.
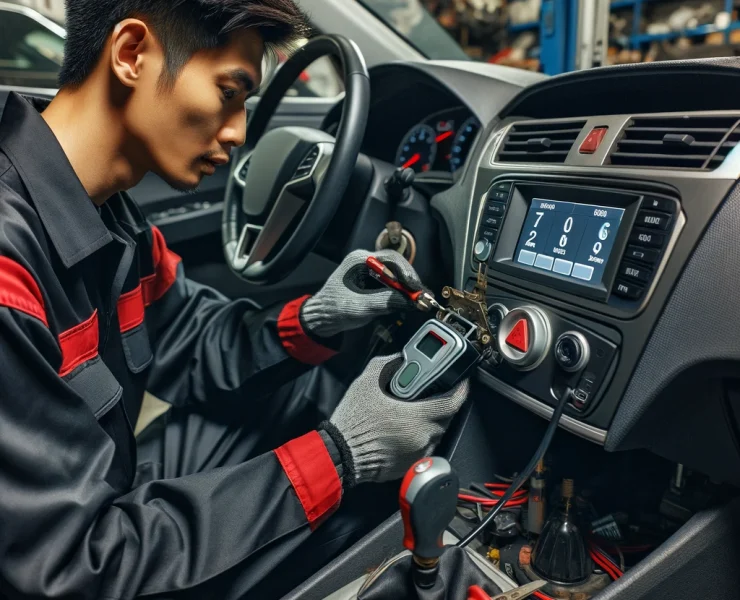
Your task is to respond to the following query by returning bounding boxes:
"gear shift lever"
[399,457,460,589]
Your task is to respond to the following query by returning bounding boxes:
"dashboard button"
[642,196,675,213]
[397,362,420,389]
[505,319,529,353]
[619,261,652,283]
[486,201,507,216]
[613,279,644,300]
[625,245,660,265]
[497,306,552,371]
[492,181,512,191]
[488,189,510,203]
[474,239,492,263]
[629,229,666,248]
[483,215,502,229]
[480,228,499,244]
[636,210,671,230]
[579,127,608,154]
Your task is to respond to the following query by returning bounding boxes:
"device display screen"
[416,331,446,359]
[513,198,625,287]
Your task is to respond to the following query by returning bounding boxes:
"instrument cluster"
[394,108,481,175]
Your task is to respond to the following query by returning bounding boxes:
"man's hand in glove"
[301,249,427,339]
[320,354,469,486]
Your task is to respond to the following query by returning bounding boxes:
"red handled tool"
[366,256,442,312]
[399,457,459,589]
[468,586,492,600]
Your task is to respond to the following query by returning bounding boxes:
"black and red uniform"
[0,92,362,599]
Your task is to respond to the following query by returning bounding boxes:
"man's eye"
[222,87,237,101]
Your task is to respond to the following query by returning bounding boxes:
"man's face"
[124,30,263,191]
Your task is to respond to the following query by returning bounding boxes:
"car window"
[274,40,345,99]
[0,10,64,88]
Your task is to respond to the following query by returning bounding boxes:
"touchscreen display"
[417,332,446,359]
[514,199,625,286]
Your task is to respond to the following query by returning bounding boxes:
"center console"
[465,177,686,442]
[453,111,738,446]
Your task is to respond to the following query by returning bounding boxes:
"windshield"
[357,0,469,61]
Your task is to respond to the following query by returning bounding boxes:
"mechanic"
[0,1,469,598]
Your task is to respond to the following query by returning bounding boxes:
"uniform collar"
[0,92,112,268]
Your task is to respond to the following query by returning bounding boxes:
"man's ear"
[110,19,153,88]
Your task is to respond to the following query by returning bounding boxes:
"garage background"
[6,0,740,76]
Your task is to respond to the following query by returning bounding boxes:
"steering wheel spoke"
[233,152,252,188]
[221,35,369,284]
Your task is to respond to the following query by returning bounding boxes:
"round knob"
[497,306,551,371]
[474,239,492,263]
[554,332,590,373]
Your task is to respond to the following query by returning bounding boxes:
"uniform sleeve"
[0,306,343,599]
[144,226,340,407]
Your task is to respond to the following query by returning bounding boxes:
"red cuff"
[277,295,338,366]
[275,431,342,531]
[142,226,182,307]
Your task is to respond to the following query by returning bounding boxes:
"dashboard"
[320,63,532,179]
[347,58,740,489]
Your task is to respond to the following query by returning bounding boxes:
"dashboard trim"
[488,112,740,180]
[477,368,608,445]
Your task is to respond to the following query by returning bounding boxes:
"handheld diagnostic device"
[390,319,482,400]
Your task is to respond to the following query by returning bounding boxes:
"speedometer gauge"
[450,117,481,173]
[396,124,437,173]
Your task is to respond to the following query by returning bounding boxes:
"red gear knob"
[399,457,459,560]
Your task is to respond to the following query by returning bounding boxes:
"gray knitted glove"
[301,249,425,338]
[322,354,469,486]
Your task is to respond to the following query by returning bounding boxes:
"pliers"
[365,256,442,312]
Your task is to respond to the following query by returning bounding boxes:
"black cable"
[457,386,574,548]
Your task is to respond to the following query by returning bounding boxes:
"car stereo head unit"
[475,180,679,306]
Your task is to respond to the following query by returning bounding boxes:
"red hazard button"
[506,319,529,353]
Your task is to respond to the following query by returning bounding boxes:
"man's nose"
[219,106,247,148]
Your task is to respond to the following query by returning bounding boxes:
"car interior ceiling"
[3,48,740,600]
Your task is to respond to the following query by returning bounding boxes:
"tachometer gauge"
[450,117,481,173]
[396,124,438,173]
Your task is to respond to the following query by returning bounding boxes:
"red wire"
[589,549,622,580]
[458,481,528,509]
[458,494,529,508]
[533,591,554,600]
[590,544,625,576]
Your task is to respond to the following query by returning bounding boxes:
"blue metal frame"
[540,0,571,75]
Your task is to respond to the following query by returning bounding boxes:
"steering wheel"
[222,35,370,285]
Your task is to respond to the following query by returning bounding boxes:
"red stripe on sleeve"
[117,284,145,333]
[274,430,342,531]
[142,225,182,306]
[58,310,99,377]
[277,295,338,366]
[0,256,48,326]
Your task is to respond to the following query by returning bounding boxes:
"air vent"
[499,120,587,164]
[610,115,740,170]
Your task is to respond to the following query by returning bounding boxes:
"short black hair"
[59,0,311,88]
